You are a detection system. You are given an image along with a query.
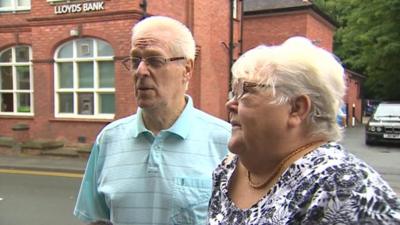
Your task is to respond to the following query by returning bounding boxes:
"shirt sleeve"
[74,142,110,222]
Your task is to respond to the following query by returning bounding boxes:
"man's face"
[130,33,189,111]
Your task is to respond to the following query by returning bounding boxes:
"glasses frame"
[121,56,186,71]
[230,80,270,100]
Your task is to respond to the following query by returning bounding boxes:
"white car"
[365,102,400,145]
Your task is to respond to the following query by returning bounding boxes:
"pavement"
[0,153,87,174]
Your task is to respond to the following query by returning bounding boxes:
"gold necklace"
[247,141,325,189]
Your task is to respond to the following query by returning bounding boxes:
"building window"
[54,38,115,119]
[0,0,31,12]
[0,45,33,115]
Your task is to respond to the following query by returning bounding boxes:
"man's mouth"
[136,85,153,91]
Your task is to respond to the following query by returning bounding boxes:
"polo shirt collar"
[133,95,194,139]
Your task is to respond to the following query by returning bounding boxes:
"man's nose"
[135,60,150,76]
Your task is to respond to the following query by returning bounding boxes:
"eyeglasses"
[121,56,186,71]
[229,80,270,100]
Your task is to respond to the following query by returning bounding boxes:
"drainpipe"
[229,0,234,87]
[140,0,147,19]
[239,0,244,55]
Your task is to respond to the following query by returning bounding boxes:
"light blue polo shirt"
[74,96,231,225]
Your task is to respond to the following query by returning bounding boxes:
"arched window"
[0,45,33,115]
[54,38,115,119]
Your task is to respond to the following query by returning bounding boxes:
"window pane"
[0,0,12,8]
[58,42,73,58]
[0,66,13,89]
[0,49,12,62]
[17,0,30,7]
[78,62,93,88]
[17,93,30,112]
[16,46,30,62]
[77,39,93,58]
[78,93,94,115]
[1,93,13,112]
[97,40,114,56]
[99,93,115,114]
[16,66,30,90]
[58,62,73,88]
[99,61,114,88]
[59,93,73,113]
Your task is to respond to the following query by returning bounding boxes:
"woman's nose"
[226,98,238,113]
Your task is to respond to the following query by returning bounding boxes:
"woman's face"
[226,79,292,156]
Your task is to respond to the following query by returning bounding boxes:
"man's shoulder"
[101,114,138,133]
[192,108,231,130]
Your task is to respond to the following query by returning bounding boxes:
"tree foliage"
[314,0,400,100]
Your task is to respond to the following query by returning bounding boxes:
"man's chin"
[136,98,155,109]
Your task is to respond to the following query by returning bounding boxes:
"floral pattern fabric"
[208,142,400,225]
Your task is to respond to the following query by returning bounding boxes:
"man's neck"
[142,98,187,135]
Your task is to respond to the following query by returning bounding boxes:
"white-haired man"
[74,16,230,225]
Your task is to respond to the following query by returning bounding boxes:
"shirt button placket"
[148,138,162,174]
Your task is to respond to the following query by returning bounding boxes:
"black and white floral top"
[207,142,400,225]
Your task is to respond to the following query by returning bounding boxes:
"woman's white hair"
[232,36,346,141]
[131,16,196,60]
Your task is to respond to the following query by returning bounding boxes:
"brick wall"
[243,9,363,126]
[0,0,236,145]
[243,12,307,50]
[345,71,363,125]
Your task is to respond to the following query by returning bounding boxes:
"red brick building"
[0,0,241,145]
[242,0,364,126]
[0,0,363,148]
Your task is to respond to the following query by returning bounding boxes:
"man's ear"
[288,95,311,127]
[183,59,194,82]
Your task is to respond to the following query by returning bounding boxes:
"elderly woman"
[208,37,400,224]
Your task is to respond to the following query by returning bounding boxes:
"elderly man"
[74,16,230,225]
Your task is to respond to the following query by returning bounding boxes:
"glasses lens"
[230,80,241,100]
[131,57,142,70]
[146,56,166,69]
[237,81,244,99]
[122,58,132,71]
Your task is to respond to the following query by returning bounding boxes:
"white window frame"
[0,0,31,12]
[54,38,115,120]
[0,45,34,116]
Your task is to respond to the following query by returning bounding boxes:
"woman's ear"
[288,95,311,127]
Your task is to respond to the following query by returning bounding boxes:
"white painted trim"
[0,45,33,116]
[53,38,115,119]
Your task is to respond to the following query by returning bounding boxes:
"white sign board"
[54,1,105,15]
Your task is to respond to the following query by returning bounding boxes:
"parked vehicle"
[364,99,380,116]
[365,102,400,145]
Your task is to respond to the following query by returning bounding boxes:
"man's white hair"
[131,16,196,60]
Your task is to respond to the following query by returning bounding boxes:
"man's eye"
[132,58,140,63]
[147,58,164,67]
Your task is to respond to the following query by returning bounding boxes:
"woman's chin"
[228,137,244,154]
